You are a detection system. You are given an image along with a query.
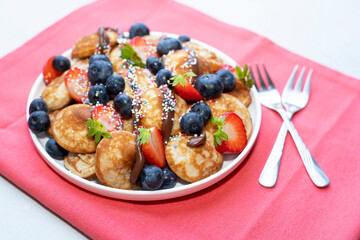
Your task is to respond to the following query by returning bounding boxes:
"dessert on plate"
[27,23,254,191]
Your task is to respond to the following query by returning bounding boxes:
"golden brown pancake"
[205,93,252,139]
[41,74,72,111]
[165,131,223,183]
[47,110,60,137]
[228,78,252,107]
[95,130,136,189]
[64,152,96,178]
[185,42,223,73]
[51,104,96,153]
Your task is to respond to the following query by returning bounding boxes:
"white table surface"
[1,0,359,239]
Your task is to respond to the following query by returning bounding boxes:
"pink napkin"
[1,0,359,239]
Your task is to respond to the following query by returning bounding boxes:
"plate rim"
[26,31,262,201]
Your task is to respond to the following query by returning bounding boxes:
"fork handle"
[259,122,289,187]
[278,109,330,187]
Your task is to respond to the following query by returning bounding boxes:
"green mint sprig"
[211,115,228,147]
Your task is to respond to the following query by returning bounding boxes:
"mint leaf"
[137,127,152,145]
[235,64,254,89]
[211,115,228,147]
[86,118,112,144]
[120,44,146,68]
[170,71,197,87]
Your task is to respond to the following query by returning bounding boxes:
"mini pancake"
[47,110,60,137]
[64,152,96,178]
[143,35,161,45]
[185,42,223,73]
[71,30,118,59]
[205,93,252,139]
[41,74,72,111]
[140,87,187,136]
[51,104,96,153]
[165,131,223,183]
[71,58,89,70]
[124,67,156,93]
[95,130,136,190]
[227,78,252,107]
[164,50,211,84]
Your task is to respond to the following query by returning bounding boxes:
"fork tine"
[294,67,306,91]
[256,65,267,89]
[263,65,275,88]
[283,65,299,94]
[303,69,312,96]
[249,66,259,90]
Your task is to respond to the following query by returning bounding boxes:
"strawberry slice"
[91,105,122,132]
[212,112,247,154]
[218,64,235,73]
[137,127,166,168]
[171,72,202,101]
[43,56,62,85]
[129,36,158,62]
[64,67,91,103]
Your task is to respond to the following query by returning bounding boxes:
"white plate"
[26,32,262,201]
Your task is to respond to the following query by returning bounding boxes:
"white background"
[1,0,359,239]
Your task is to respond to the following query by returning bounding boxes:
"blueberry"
[28,111,50,134]
[45,138,68,160]
[157,38,182,56]
[114,94,132,118]
[89,54,111,65]
[178,35,190,42]
[105,75,125,98]
[88,60,114,85]
[195,74,224,99]
[155,69,173,87]
[29,98,48,114]
[190,102,212,124]
[88,85,109,105]
[215,69,236,92]
[52,55,70,72]
[180,112,204,135]
[161,166,177,189]
[146,56,164,75]
[140,165,164,190]
[129,23,150,39]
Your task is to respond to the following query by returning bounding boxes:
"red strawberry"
[129,36,158,62]
[171,72,202,101]
[91,105,122,132]
[64,67,91,103]
[138,127,166,168]
[218,64,235,73]
[212,112,247,154]
[43,56,62,85]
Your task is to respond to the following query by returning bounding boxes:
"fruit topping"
[29,98,48,114]
[128,36,157,64]
[190,102,212,124]
[88,85,109,105]
[90,105,122,133]
[113,93,132,118]
[171,72,202,101]
[28,111,50,134]
[140,165,164,190]
[64,67,91,103]
[178,35,190,43]
[180,112,204,135]
[211,113,247,154]
[52,55,70,73]
[215,69,236,92]
[45,138,68,160]
[105,74,125,98]
[195,74,224,99]
[137,127,166,168]
[129,23,150,39]
[85,118,112,144]
[88,60,114,85]
[218,64,235,72]
[43,56,62,85]
[146,56,164,75]
[89,54,111,65]
[155,69,173,87]
[157,38,182,56]
[161,166,177,189]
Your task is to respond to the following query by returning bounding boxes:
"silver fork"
[259,66,310,187]
[252,65,329,188]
